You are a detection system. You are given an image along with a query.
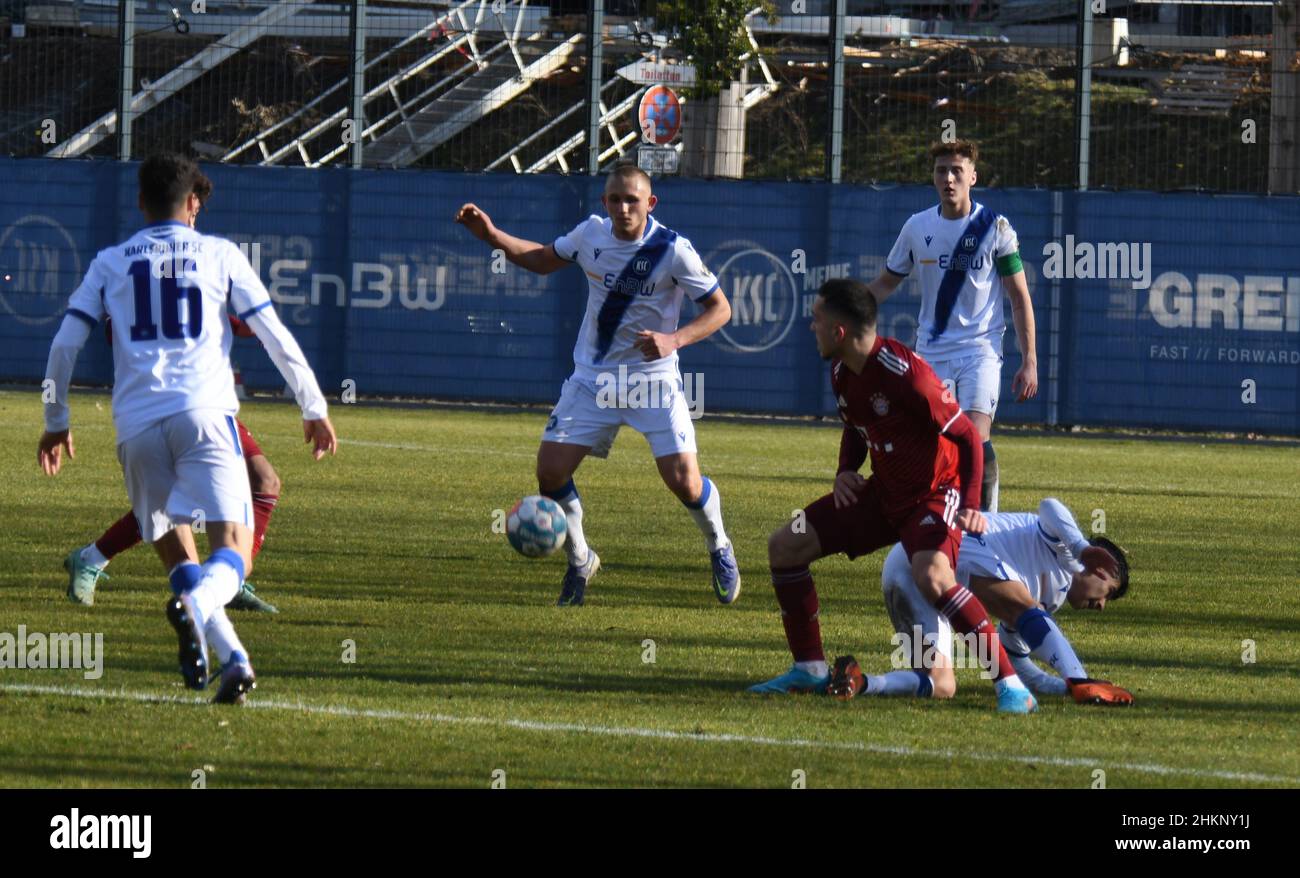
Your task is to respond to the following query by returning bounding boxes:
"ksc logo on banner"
[708,243,798,353]
[0,214,82,326]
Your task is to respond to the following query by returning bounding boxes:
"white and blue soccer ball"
[507,495,568,558]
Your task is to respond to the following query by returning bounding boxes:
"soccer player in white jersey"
[864,140,1038,512]
[37,153,336,704]
[455,163,739,607]
[827,497,1134,705]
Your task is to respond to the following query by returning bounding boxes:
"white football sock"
[795,659,828,678]
[994,675,1028,694]
[205,608,248,667]
[190,556,243,625]
[684,476,729,553]
[81,542,110,569]
[545,481,588,567]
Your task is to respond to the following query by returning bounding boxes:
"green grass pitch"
[2,388,1298,788]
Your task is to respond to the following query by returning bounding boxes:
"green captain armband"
[996,251,1023,277]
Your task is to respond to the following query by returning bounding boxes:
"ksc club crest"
[0,215,82,326]
[708,243,798,353]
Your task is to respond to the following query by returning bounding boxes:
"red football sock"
[95,511,142,560]
[935,585,1017,682]
[771,567,825,663]
[251,492,278,560]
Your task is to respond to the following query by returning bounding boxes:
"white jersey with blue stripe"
[60,220,324,443]
[885,202,1019,361]
[955,500,1089,616]
[552,214,719,382]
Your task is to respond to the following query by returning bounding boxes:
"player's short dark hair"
[817,278,877,332]
[138,152,212,216]
[607,161,652,192]
[930,139,979,167]
[1089,536,1130,600]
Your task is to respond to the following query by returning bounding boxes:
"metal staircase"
[222,0,579,168]
[488,8,779,174]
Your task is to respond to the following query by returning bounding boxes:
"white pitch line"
[2,682,1295,786]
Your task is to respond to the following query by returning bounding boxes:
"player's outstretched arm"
[38,312,93,475]
[634,290,731,360]
[1003,271,1038,401]
[454,203,567,275]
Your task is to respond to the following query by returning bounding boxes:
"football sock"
[94,511,143,562]
[683,476,729,553]
[795,659,829,678]
[864,669,933,697]
[205,609,248,666]
[190,548,245,627]
[1008,653,1069,696]
[771,566,825,665]
[981,440,999,512]
[934,585,1022,687]
[251,492,278,559]
[81,542,111,570]
[168,561,203,598]
[1016,607,1087,680]
[542,479,588,567]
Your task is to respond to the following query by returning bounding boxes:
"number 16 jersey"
[65,220,280,443]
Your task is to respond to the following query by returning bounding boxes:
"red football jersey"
[832,335,981,517]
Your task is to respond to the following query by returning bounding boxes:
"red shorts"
[803,478,963,568]
[236,419,264,459]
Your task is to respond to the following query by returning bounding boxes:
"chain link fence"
[0,1,1295,191]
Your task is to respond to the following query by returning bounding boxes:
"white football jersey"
[955,499,1089,616]
[60,220,324,442]
[885,203,1020,361]
[553,214,719,382]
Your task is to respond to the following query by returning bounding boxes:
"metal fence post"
[348,0,367,168]
[826,0,845,183]
[1074,0,1093,191]
[586,0,605,175]
[117,0,135,161]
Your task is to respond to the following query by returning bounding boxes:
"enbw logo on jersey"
[938,253,984,271]
[709,244,797,353]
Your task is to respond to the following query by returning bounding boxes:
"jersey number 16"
[127,258,203,341]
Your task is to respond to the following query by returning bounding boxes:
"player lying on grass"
[751,278,1038,713]
[38,153,335,704]
[456,163,740,607]
[64,315,280,613]
[827,498,1133,705]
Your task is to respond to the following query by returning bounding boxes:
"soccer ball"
[506,495,568,558]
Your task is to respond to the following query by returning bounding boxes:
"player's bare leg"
[749,521,830,693]
[537,441,599,606]
[910,549,1034,712]
[155,522,257,703]
[655,451,738,604]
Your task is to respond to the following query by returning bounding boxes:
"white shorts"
[117,409,253,543]
[929,350,1002,419]
[881,543,953,661]
[542,371,697,459]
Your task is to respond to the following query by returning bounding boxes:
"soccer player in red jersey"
[62,314,281,613]
[749,278,1037,713]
